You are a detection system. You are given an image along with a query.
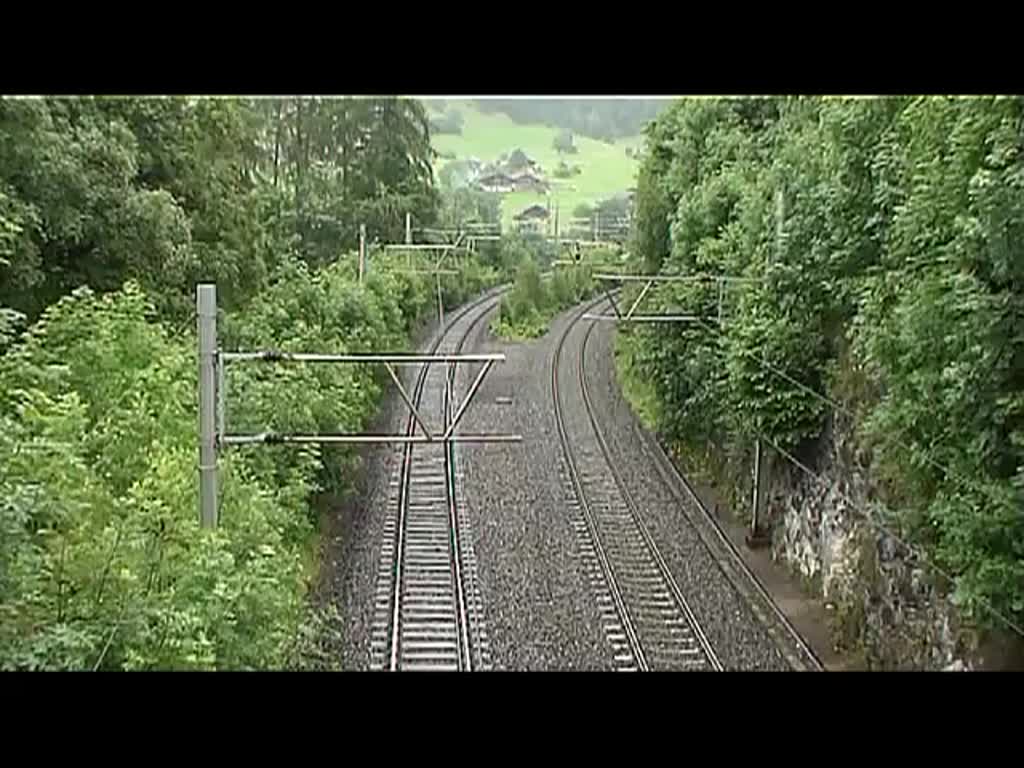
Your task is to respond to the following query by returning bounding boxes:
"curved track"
[573,293,823,672]
[369,289,503,671]
[366,284,820,672]
[624,365,824,672]
[553,298,722,671]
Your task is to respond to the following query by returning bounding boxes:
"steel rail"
[578,317,723,671]
[386,287,505,671]
[552,296,647,671]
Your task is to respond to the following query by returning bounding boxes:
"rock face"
[761,414,973,670]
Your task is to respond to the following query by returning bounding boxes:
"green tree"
[553,130,577,154]
[626,94,1024,632]
[0,97,193,320]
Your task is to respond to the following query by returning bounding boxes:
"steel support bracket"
[584,273,758,324]
[217,352,521,446]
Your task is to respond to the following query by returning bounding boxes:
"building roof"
[515,204,549,220]
[477,172,515,184]
[507,149,534,168]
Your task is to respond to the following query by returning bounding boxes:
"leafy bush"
[0,284,311,670]
[491,246,602,340]
[0,248,499,670]
[553,130,577,155]
[553,161,582,180]
[0,95,464,670]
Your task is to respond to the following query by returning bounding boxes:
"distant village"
[443,148,551,234]
[450,147,633,238]
[465,149,551,195]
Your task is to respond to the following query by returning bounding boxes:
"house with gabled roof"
[513,203,550,234]
[475,172,517,193]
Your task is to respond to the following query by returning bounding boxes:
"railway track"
[633,411,824,672]
[553,297,722,671]
[565,292,822,672]
[369,289,501,671]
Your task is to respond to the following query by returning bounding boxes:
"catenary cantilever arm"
[625,280,654,320]
[384,362,433,440]
[443,360,494,440]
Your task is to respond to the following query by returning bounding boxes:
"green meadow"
[425,99,643,228]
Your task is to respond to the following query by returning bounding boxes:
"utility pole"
[436,272,445,327]
[749,440,765,545]
[405,213,412,245]
[197,283,218,529]
[359,224,366,283]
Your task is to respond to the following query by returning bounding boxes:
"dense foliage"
[0,248,496,669]
[0,96,440,324]
[623,96,1024,632]
[492,245,619,340]
[0,95,499,670]
[0,283,315,669]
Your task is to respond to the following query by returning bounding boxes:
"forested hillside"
[473,98,670,142]
[0,96,501,670]
[619,96,1024,642]
[1,97,440,323]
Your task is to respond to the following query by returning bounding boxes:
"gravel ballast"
[328,290,806,670]
[580,311,796,670]
[321,298,497,670]
[454,305,613,670]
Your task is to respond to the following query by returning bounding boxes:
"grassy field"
[424,99,643,229]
